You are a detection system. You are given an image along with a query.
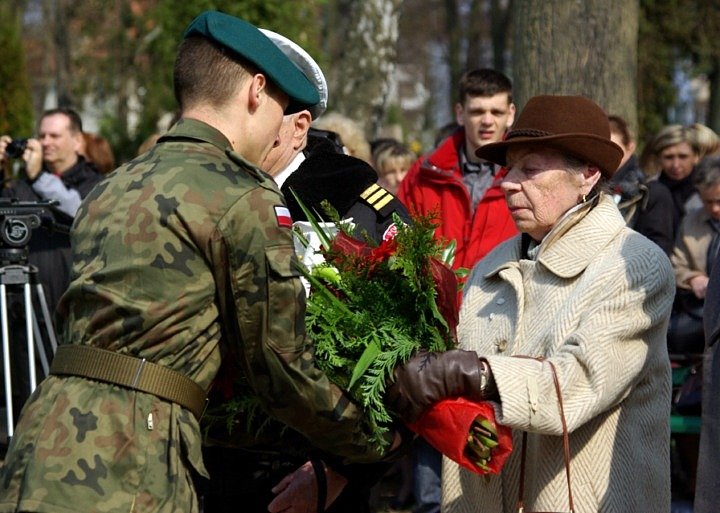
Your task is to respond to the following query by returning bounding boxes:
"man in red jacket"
[399,68,517,271]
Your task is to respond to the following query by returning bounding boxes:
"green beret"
[183,11,320,114]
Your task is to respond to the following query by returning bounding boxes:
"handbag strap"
[515,357,574,513]
[310,459,327,513]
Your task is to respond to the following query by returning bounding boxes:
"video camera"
[0,198,69,265]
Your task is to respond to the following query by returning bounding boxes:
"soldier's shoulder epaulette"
[359,183,397,218]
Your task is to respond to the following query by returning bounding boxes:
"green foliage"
[143,0,320,111]
[64,1,325,162]
[638,0,678,140]
[208,206,460,452]
[638,0,720,139]
[301,212,458,449]
[203,373,283,439]
[0,5,34,136]
[133,0,325,140]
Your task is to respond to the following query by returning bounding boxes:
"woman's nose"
[501,166,520,188]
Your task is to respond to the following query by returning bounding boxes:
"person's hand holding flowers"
[386,350,497,423]
[294,197,512,474]
[387,350,510,473]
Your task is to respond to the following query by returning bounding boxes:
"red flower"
[368,238,398,266]
[430,258,459,340]
[327,231,398,275]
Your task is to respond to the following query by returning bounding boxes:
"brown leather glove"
[386,350,497,423]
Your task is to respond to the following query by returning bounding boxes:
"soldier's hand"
[268,460,348,513]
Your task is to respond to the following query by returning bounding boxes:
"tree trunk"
[53,0,74,107]
[465,0,483,71]
[490,0,512,73]
[512,0,639,132]
[707,58,720,134]
[329,0,403,139]
[443,0,461,107]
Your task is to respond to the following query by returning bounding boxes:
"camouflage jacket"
[0,119,386,513]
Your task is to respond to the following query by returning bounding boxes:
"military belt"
[50,344,207,420]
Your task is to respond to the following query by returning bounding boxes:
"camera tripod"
[0,198,66,442]
[0,263,57,440]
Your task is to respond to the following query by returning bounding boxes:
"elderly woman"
[389,95,675,513]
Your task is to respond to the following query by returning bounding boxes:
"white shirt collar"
[274,152,307,188]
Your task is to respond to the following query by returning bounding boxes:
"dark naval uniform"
[282,150,412,243]
[0,119,388,513]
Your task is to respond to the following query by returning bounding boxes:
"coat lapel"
[538,195,626,278]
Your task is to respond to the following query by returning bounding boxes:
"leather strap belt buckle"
[50,344,207,420]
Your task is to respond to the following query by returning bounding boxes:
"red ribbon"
[329,231,371,259]
[406,397,513,475]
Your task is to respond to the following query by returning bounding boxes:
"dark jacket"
[282,150,412,243]
[659,168,702,235]
[610,155,675,255]
[695,256,720,512]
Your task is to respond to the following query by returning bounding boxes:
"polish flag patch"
[274,206,293,228]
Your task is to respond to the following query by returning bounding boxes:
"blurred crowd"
[0,13,719,513]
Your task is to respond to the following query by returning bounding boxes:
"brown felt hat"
[476,95,623,177]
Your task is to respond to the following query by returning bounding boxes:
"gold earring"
[581,194,587,203]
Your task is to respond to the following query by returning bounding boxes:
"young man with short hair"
[397,68,518,513]
[399,68,518,271]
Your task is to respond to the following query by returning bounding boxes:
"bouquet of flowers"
[295,199,512,474]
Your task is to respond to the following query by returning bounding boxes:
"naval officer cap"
[259,29,328,119]
[183,11,320,115]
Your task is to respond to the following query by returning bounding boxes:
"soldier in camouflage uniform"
[197,30,409,513]
[0,11,394,513]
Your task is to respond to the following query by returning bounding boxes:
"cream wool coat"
[671,205,713,288]
[443,195,674,513]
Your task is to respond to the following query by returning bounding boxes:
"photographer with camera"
[0,108,102,315]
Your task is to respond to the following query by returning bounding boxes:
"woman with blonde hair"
[689,123,720,159]
[654,124,702,232]
[372,140,415,195]
[313,112,372,164]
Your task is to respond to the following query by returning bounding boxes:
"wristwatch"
[479,358,499,400]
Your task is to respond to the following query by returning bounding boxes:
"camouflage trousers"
[0,375,207,513]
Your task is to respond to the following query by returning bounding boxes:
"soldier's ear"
[248,74,268,112]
